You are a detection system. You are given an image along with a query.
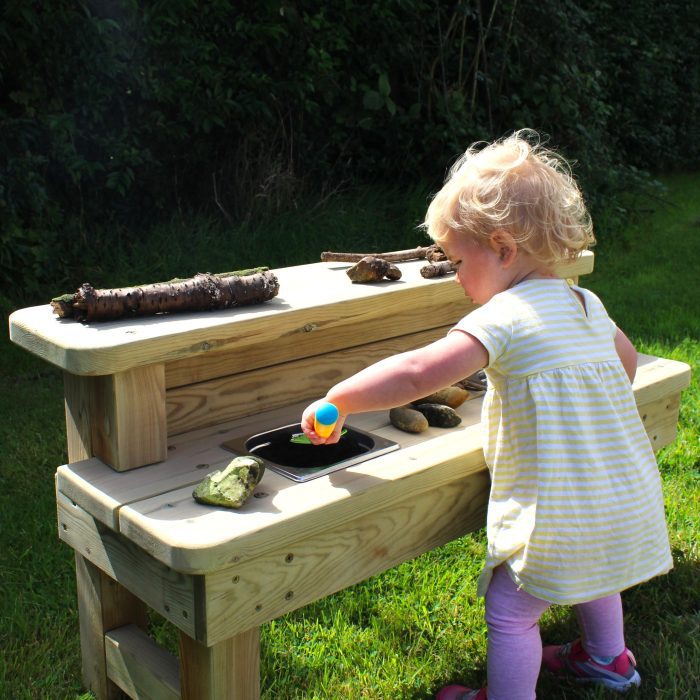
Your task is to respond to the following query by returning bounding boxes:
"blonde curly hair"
[423,129,595,265]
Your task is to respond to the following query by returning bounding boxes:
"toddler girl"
[301,130,672,699]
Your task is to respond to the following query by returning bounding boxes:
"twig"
[420,261,458,278]
[497,0,519,98]
[321,245,444,263]
[213,171,235,226]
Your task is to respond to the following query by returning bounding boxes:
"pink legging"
[484,565,625,700]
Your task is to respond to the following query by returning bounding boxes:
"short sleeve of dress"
[575,286,618,340]
[450,295,513,367]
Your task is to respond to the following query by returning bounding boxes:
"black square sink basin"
[221,423,399,482]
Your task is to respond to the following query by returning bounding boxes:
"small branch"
[458,7,468,89]
[497,0,519,97]
[321,245,445,264]
[213,171,235,226]
[420,261,458,278]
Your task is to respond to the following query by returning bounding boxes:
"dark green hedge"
[2,0,698,288]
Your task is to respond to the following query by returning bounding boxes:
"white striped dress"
[454,278,673,604]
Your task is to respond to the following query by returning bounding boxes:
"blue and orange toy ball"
[314,401,339,438]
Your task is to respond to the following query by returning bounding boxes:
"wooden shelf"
[10,254,594,376]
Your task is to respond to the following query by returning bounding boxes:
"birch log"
[51,270,279,322]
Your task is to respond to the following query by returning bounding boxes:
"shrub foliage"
[1,1,699,290]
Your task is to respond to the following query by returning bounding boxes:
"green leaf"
[362,90,383,111]
[378,72,391,97]
[290,429,347,444]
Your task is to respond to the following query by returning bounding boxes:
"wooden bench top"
[56,353,690,575]
[10,254,594,376]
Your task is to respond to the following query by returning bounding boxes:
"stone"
[192,456,265,508]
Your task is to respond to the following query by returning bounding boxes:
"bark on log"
[51,269,279,322]
[321,244,446,264]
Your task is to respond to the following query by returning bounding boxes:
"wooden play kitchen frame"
[9,252,691,699]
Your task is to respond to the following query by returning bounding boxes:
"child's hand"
[301,401,346,444]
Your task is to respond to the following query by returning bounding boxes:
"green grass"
[1,175,698,699]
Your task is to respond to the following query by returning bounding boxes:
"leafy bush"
[1,1,698,295]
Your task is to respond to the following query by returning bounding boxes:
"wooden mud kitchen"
[9,252,691,699]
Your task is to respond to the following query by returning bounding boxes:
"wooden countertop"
[57,396,487,574]
[56,352,690,575]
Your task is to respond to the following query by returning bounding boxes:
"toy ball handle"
[314,401,339,438]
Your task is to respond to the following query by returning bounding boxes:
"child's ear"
[488,230,518,266]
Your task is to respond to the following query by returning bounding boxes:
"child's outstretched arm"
[301,330,489,443]
[614,327,638,383]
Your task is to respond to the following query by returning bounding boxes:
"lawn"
[1,174,698,699]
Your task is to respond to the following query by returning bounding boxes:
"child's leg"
[574,593,625,659]
[484,565,551,700]
[542,593,641,692]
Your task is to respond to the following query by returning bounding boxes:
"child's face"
[441,232,508,305]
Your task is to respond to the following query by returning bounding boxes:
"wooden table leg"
[75,553,148,699]
[64,365,167,472]
[179,627,260,700]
